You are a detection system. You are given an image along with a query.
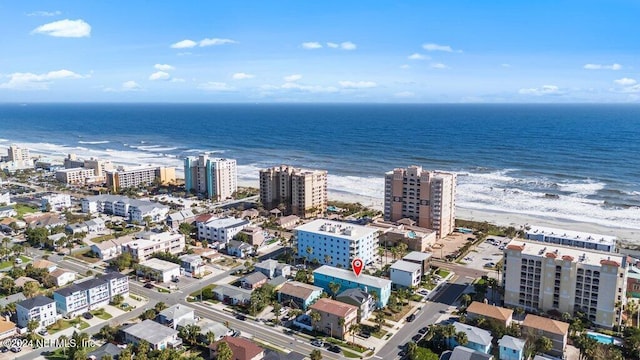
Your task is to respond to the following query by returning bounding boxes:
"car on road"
[311,339,324,347]
[406,314,416,322]
[499,245,505,250]
[144,283,155,289]
[412,334,422,342]
[38,329,49,336]
[83,312,94,319]
[418,327,428,335]
[0,346,8,353]
[235,314,246,321]
[231,330,241,337]
[328,345,342,353]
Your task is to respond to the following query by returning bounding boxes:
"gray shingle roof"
[123,319,179,345]
[18,295,54,310]
[453,322,493,346]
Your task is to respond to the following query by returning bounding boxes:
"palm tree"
[310,349,322,360]
[273,303,282,325]
[349,323,360,343]
[443,324,456,348]
[216,341,234,360]
[461,294,472,309]
[455,331,469,346]
[154,302,168,313]
[205,331,216,345]
[407,341,418,359]
[328,282,341,298]
[487,278,498,303]
[535,336,553,357]
[514,307,525,320]
[338,318,345,339]
[306,246,313,267]
[377,247,385,264]
[310,310,321,330]
[58,335,69,356]
[324,254,332,265]
[374,311,386,332]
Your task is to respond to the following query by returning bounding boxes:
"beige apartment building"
[7,145,30,162]
[503,239,628,328]
[384,165,456,238]
[56,168,97,184]
[106,166,175,192]
[259,165,327,218]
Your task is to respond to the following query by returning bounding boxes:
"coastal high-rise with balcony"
[106,166,175,192]
[503,239,627,328]
[384,166,456,238]
[7,145,30,162]
[184,155,237,201]
[259,165,327,217]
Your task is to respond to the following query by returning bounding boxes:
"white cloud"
[199,38,236,47]
[154,64,175,71]
[423,43,461,52]
[326,42,339,48]
[281,82,338,93]
[149,71,170,81]
[301,42,323,49]
[198,82,234,91]
[408,53,429,60]
[400,64,410,69]
[0,69,84,90]
[430,63,449,69]
[339,81,377,89]
[614,78,636,86]
[171,40,197,49]
[619,85,640,93]
[583,63,622,70]
[122,81,142,91]
[394,91,415,98]
[518,85,561,96]
[232,72,255,80]
[32,19,91,38]
[284,74,302,82]
[340,41,357,50]
[27,10,61,17]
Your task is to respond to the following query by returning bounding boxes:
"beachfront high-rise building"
[62,154,114,183]
[524,225,617,253]
[384,165,456,238]
[105,166,176,193]
[7,145,30,162]
[259,165,327,218]
[184,155,237,201]
[503,239,627,328]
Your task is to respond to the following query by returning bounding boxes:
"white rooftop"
[314,265,392,289]
[498,335,526,351]
[403,251,432,262]
[295,219,378,241]
[506,239,626,267]
[139,258,180,272]
[526,225,616,246]
[202,217,249,229]
[390,260,422,273]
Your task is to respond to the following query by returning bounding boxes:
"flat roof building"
[525,225,617,253]
[184,155,237,201]
[259,165,327,218]
[313,265,391,308]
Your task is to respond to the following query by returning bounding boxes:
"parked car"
[418,327,428,335]
[360,331,371,339]
[328,345,342,353]
[10,347,21,353]
[144,283,155,289]
[406,314,416,322]
[0,346,8,353]
[311,339,324,347]
[83,312,94,319]
[235,314,246,321]
[232,330,241,337]
[412,334,422,342]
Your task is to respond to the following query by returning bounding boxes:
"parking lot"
[460,236,509,273]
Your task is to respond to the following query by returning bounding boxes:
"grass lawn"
[92,234,115,243]
[72,248,101,263]
[158,287,170,293]
[436,269,451,278]
[45,345,97,360]
[0,255,32,269]
[215,257,240,267]
[91,308,112,320]
[14,203,38,218]
[324,337,366,353]
[189,284,217,298]
[381,303,414,322]
[343,350,360,358]
[371,328,388,339]
[47,318,90,334]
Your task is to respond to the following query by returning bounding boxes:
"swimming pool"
[587,331,623,346]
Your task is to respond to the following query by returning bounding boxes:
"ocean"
[1,103,639,230]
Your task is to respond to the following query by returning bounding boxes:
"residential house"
[240,272,269,290]
[16,296,57,329]
[192,246,220,262]
[48,233,66,248]
[372,221,437,252]
[255,259,291,279]
[213,284,252,305]
[199,320,233,342]
[336,288,375,321]
[14,277,38,288]
[137,258,181,283]
[102,272,130,298]
[0,206,17,218]
[0,317,17,340]
[157,304,195,329]
[166,209,195,229]
[90,236,134,260]
[210,336,264,360]
[238,226,265,247]
[402,251,432,275]
[227,239,254,258]
[25,213,66,229]
[466,302,514,327]
[449,322,493,354]
[87,343,123,360]
[84,218,106,233]
[276,215,299,230]
[47,268,77,287]
[54,284,89,318]
[66,223,89,235]
[179,254,204,277]
[390,260,422,288]
[196,216,250,245]
[41,193,71,212]
[32,259,57,273]
[122,231,185,262]
[441,346,494,360]
[313,265,391,308]
[0,293,26,309]
[240,209,259,220]
[309,298,358,340]
[499,335,526,360]
[521,315,569,358]
[278,281,323,310]
[122,319,182,350]
[0,217,25,233]
[267,276,288,290]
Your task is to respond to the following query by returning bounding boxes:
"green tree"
[155,302,168,312]
[27,319,39,333]
[374,311,386,331]
[216,341,234,360]
[310,349,322,360]
[535,336,553,356]
[178,222,195,236]
[455,331,468,346]
[328,282,341,298]
[205,331,217,345]
[461,294,471,308]
[310,310,322,330]
[407,341,418,360]
[98,324,118,342]
[111,294,124,306]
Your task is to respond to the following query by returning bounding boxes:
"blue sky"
[1,1,639,102]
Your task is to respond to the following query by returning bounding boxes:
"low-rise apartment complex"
[503,240,627,328]
[82,194,169,223]
[41,193,71,211]
[196,216,250,245]
[16,296,57,329]
[122,231,185,262]
[524,225,617,253]
[54,273,129,317]
[295,219,378,268]
[105,166,175,193]
[314,265,391,308]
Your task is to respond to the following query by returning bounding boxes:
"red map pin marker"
[352,258,364,277]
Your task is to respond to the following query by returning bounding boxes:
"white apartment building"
[390,260,422,288]
[81,195,169,223]
[384,165,456,238]
[54,284,89,317]
[54,272,129,317]
[137,258,181,283]
[184,155,237,201]
[503,240,628,328]
[196,216,250,245]
[122,231,185,262]
[0,192,11,205]
[525,225,617,253]
[41,193,71,212]
[16,296,57,329]
[56,168,98,184]
[295,219,378,268]
[6,145,30,162]
[259,165,328,217]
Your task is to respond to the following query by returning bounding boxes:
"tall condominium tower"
[384,165,456,238]
[259,165,327,218]
[184,154,237,201]
[7,145,30,162]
